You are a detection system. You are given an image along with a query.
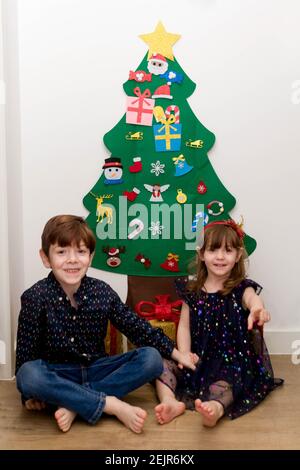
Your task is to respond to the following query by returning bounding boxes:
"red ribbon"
[205,219,245,239]
[135,294,182,323]
[127,87,153,123]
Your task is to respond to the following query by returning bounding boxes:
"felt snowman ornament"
[102,157,123,185]
[147,53,168,76]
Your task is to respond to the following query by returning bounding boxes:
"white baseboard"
[264,330,300,356]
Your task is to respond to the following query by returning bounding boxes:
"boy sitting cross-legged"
[16,215,196,433]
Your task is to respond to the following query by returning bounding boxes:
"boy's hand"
[247,307,271,330]
[176,351,199,370]
[25,398,46,411]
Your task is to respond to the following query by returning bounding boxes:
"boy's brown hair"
[41,215,96,256]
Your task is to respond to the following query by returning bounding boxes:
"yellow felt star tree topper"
[139,21,181,61]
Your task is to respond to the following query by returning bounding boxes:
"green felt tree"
[83,22,256,277]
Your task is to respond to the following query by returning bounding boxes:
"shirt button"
[70,337,74,342]
[72,315,76,321]
[59,297,63,301]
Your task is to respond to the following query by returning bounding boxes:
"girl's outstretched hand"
[247,307,271,330]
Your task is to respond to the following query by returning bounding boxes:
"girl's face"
[200,238,242,279]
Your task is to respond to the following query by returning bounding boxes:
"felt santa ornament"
[147,53,168,76]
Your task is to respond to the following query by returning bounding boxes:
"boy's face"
[40,241,93,293]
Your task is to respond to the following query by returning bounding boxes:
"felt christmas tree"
[83,22,256,277]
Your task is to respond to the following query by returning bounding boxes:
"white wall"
[0,0,12,379]
[3,0,300,366]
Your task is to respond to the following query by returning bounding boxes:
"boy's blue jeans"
[16,347,163,424]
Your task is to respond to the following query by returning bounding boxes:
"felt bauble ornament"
[197,181,207,194]
[176,189,187,204]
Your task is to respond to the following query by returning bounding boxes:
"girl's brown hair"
[188,223,248,295]
[41,215,96,256]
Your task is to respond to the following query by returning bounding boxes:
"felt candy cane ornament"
[165,105,180,123]
[128,218,145,239]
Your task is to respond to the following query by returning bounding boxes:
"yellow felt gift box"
[127,319,177,351]
[148,319,177,343]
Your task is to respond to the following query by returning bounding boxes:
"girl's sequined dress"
[159,278,283,418]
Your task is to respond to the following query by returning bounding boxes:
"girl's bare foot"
[195,399,224,427]
[25,399,47,411]
[155,398,186,425]
[55,408,77,432]
[105,396,147,434]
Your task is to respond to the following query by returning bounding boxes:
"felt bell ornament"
[160,253,180,272]
[173,154,193,177]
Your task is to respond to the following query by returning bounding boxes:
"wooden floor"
[0,356,298,450]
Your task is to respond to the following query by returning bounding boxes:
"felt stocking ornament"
[123,187,140,202]
[129,157,142,173]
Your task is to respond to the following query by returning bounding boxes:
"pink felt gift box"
[126,87,155,126]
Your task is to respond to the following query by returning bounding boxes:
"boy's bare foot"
[104,396,147,434]
[195,398,224,427]
[25,399,46,411]
[155,399,186,425]
[55,408,77,432]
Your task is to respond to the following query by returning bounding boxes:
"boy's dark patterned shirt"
[16,272,174,373]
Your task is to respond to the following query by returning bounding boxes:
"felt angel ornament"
[144,183,170,202]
